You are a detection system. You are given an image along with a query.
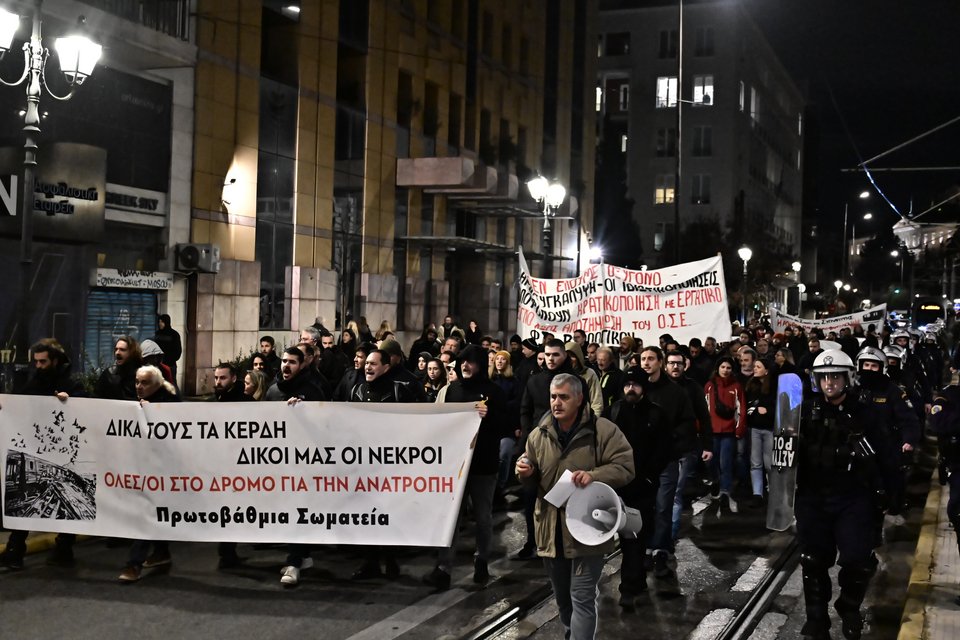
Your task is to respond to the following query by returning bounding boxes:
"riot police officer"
[856,346,920,539]
[796,350,899,640]
[884,344,925,423]
[930,373,960,605]
[890,329,931,413]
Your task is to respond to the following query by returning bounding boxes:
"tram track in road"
[460,533,801,640]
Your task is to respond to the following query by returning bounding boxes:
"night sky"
[743,0,960,229]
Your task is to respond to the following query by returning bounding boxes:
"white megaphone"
[564,482,643,546]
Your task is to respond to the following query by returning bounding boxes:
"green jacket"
[520,407,635,558]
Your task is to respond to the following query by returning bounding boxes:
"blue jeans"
[750,428,774,496]
[652,459,680,553]
[439,474,497,569]
[712,436,736,494]
[672,451,700,539]
[544,554,606,640]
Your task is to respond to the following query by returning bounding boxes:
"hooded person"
[140,339,176,389]
[423,344,510,590]
[565,341,603,417]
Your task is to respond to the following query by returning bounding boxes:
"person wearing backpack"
[704,356,746,514]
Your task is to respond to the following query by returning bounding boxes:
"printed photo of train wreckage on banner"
[3,406,97,521]
[516,248,731,347]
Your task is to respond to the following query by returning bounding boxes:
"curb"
[896,474,942,640]
[1,532,92,557]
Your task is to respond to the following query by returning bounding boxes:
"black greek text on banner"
[516,247,730,346]
[0,396,480,547]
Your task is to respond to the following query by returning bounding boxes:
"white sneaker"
[280,566,299,585]
[278,557,314,575]
[728,495,739,513]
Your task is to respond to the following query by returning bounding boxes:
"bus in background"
[913,297,950,332]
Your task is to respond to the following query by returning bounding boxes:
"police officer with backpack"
[796,350,900,640]
[931,371,960,604]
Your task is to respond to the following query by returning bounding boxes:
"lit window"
[596,86,602,111]
[739,81,745,112]
[654,174,675,204]
[749,86,760,122]
[621,134,628,153]
[797,112,803,136]
[619,83,630,110]
[656,76,677,108]
[693,75,713,106]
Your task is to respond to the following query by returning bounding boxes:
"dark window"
[424,82,440,137]
[692,174,711,204]
[256,80,297,330]
[519,36,529,75]
[604,32,630,56]
[517,126,528,169]
[448,93,462,148]
[695,27,715,56]
[479,108,494,164]
[338,0,369,50]
[394,188,408,325]
[482,11,493,56]
[658,29,678,58]
[502,25,512,68]
[422,195,434,236]
[692,126,713,156]
[656,128,677,157]
[261,5,299,85]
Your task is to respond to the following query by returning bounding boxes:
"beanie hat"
[521,338,538,351]
[380,339,404,359]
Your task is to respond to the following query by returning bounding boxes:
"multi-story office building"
[0,1,597,394]
[596,0,804,270]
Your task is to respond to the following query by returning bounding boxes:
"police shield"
[767,373,803,531]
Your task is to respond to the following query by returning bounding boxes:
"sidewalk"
[899,474,960,639]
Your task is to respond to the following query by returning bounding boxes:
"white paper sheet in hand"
[544,469,577,507]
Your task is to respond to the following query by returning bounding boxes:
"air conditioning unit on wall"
[175,243,221,273]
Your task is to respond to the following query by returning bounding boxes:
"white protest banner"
[517,248,729,346]
[0,396,480,547]
[769,304,887,335]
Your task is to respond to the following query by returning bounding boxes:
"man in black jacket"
[638,346,696,578]
[153,314,182,380]
[606,368,672,608]
[265,347,327,402]
[350,349,418,580]
[95,336,142,400]
[0,339,85,570]
[665,351,713,541]
[212,362,251,402]
[379,339,427,402]
[423,345,508,590]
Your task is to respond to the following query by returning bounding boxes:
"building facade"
[0,1,598,394]
[596,0,804,270]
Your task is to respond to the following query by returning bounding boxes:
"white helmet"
[856,346,886,373]
[882,344,904,366]
[891,329,910,342]
[812,349,855,374]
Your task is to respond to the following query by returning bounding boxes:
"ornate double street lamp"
[527,175,566,278]
[0,0,101,367]
[738,245,752,326]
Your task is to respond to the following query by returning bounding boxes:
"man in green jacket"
[516,373,634,640]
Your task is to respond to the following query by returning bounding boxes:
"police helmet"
[891,329,910,342]
[882,344,904,366]
[811,349,856,391]
[924,331,937,343]
[856,346,886,373]
[812,349,855,374]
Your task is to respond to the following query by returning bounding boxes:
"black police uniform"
[795,386,899,640]
[857,370,920,528]
[930,384,960,562]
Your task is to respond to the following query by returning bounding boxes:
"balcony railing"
[80,0,191,41]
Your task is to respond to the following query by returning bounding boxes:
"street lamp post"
[738,246,752,326]
[527,175,566,278]
[0,1,101,366]
[842,190,870,277]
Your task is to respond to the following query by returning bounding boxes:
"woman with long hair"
[244,369,268,401]
[465,320,482,345]
[704,356,746,514]
[355,317,374,343]
[424,358,447,402]
[745,358,776,509]
[338,326,357,358]
[375,320,394,342]
[490,350,520,500]
[415,352,432,379]
[774,347,797,376]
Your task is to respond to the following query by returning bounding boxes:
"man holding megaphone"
[516,373,635,640]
